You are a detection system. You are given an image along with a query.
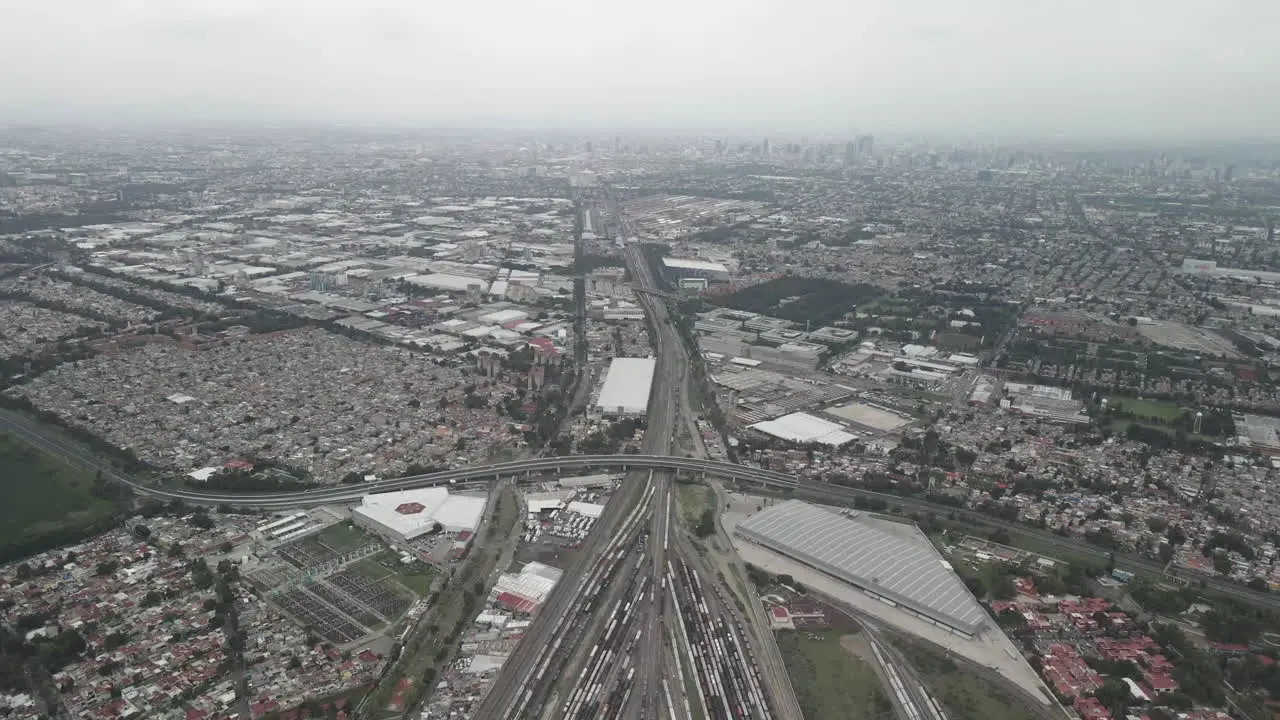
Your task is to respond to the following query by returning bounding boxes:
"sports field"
[1108,397,1185,422]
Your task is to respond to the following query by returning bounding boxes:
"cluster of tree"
[0,395,150,472]
[1118,422,1218,454]
[1200,602,1277,644]
[1201,531,1256,561]
[0,287,132,330]
[1127,579,1196,615]
[1152,623,1226,705]
[0,336,102,389]
[962,563,1017,601]
[1224,650,1280,700]
[0,210,127,234]
[713,276,884,326]
[694,508,716,538]
[400,462,448,478]
[200,468,317,493]
[0,235,60,264]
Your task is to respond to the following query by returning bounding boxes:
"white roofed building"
[594,357,656,416]
[749,411,858,447]
[661,256,730,283]
[353,487,487,542]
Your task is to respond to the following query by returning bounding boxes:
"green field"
[898,641,1041,720]
[315,521,375,552]
[353,551,437,597]
[676,481,715,532]
[1108,397,1185,422]
[776,631,894,720]
[0,432,120,562]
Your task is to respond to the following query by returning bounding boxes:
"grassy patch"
[1108,397,1185,422]
[899,642,1040,720]
[0,431,121,562]
[676,481,715,533]
[353,552,437,598]
[315,522,374,551]
[776,631,894,720]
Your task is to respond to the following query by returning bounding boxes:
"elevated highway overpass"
[101,452,1279,612]
[1,410,1273,612]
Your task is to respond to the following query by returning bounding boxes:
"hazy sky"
[4,0,1279,137]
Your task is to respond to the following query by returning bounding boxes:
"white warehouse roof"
[662,257,729,273]
[353,487,487,541]
[750,412,858,447]
[594,357,656,416]
[735,500,988,636]
[405,273,490,293]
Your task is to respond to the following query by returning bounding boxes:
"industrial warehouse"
[734,500,989,637]
[352,487,488,542]
[594,356,657,416]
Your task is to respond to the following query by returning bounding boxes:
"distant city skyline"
[4,0,1280,139]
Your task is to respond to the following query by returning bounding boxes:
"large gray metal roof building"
[594,357,656,416]
[735,500,988,636]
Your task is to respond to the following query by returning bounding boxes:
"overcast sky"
[3,0,1278,138]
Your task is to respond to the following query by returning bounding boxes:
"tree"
[1246,577,1269,592]
[694,508,716,538]
[133,524,151,539]
[1094,678,1131,714]
[167,542,184,557]
[1212,552,1233,575]
[15,563,31,581]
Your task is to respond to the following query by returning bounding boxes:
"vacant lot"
[0,431,120,562]
[714,277,884,326]
[776,631,894,720]
[676,481,715,533]
[315,521,375,552]
[899,641,1042,720]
